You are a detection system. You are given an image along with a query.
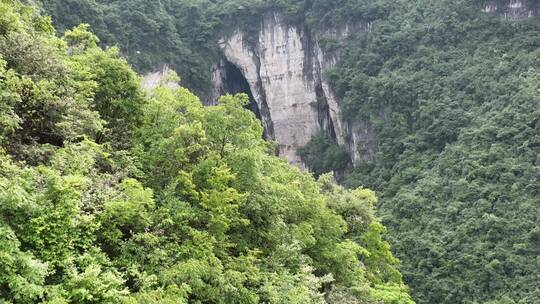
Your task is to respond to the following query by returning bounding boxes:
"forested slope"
[13,0,540,303]
[323,1,540,303]
[0,1,413,303]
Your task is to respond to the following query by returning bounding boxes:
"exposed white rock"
[209,60,227,106]
[216,12,373,167]
[314,22,374,164]
[219,14,320,167]
[141,65,179,90]
[148,4,537,170]
[483,0,539,20]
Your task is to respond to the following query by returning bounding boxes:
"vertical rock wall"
[141,65,179,89]
[215,14,320,167]
[212,13,372,167]
[482,0,540,20]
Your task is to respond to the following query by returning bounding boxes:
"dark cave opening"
[222,60,263,122]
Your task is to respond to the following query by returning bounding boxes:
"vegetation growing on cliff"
[297,133,350,177]
[0,1,413,303]
[15,0,540,303]
[325,1,540,303]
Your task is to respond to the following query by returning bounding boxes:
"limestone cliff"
[143,4,538,169]
[210,4,540,168]
[211,12,373,167]
[483,0,540,19]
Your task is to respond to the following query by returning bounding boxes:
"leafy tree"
[298,132,351,177]
[0,1,413,303]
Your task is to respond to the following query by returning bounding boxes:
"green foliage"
[64,24,145,147]
[380,69,540,304]
[300,1,540,303]
[298,132,351,177]
[32,0,540,302]
[0,1,411,303]
[0,223,48,303]
[311,0,540,303]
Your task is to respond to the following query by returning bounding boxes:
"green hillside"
[0,1,413,303]
[5,0,540,303]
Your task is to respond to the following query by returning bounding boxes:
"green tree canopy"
[0,1,413,303]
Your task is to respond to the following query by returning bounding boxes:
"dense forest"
[0,0,415,303]
[3,0,540,303]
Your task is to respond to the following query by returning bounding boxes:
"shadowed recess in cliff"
[220,60,275,140]
[222,61,262,120]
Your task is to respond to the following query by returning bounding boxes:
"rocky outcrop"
[141,65,179,90]
[482,0,540,20]
[211,12,373,166]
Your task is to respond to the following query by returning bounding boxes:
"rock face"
[141,65,179,90]
[483,0,540,20]
[211,12,373,167]
[146,3,539,169]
